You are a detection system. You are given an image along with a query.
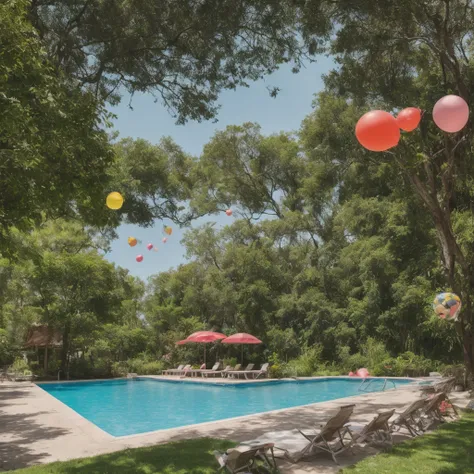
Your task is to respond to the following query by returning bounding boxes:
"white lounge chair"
[202,364,230,378]
[246,363,269,379]
[228,364,255,379]
[163,364,184,375]
[222,364,242,378]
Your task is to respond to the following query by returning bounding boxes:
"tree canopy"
[29,0,312,123]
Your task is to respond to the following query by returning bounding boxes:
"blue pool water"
[38,378,412,437]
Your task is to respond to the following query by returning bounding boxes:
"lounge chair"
[228,364,255,379]
[246,363,269,379]
[292,404,355,464]
[202,364,230,378]
[347,409,395,449]
[222,364,242,378]
[171,364,192,376]
[420,377,456,395]
[163,364,185,375]
[192,362,220,377]
[214,443,278,473]
[421,392,458,425]
[391,398,427,437]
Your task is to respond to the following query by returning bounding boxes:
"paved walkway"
[0,378,469,473]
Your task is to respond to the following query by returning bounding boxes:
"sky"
[105,55,334,281]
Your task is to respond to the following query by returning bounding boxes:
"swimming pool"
[37,377,413,437]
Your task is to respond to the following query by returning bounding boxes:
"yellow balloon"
[164,226,172,235]
[106,192,124,210]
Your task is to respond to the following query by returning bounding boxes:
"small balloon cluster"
[105,192,233,263]
[356,95,469,152]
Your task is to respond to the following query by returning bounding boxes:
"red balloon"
[355,110,400,152]
[136,255,143,262]
[225,209,233,216]
[396,107,421,132]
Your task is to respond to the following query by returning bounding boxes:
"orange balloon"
[164,226,172,236]
[355,110,400,152]
[396,107,421,132]
[128,237,137,247]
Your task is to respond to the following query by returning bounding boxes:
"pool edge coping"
[34,376,419,439]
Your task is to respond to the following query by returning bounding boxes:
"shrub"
[268,352,292,378]
[10,357,29,374]
[286,346,323,377]
[223,357,238,368]
[111,362,129,377]
[338,346,369,373]
[126,358,164,375]
[363,338,390,368]
[372,352,440,377]
[269,363,290,379]
[69,358,93,379]
[141,361,164,374]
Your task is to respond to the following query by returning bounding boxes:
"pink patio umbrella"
[176,331,226,365]
[221,333,262,364]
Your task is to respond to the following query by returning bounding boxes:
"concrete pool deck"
[0,377,470,473]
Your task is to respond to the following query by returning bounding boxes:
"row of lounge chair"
[0,368,34,382]
[215,389,458,473]
[163,363,269,379]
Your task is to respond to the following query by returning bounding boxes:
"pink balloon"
[136,255,143,263]
[146,243,153,251]
[433,95,469,133]
[348,371,355,377]
[162,237,167,243]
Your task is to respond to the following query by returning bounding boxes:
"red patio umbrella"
[176,331,226,365]
[221,333,262,364]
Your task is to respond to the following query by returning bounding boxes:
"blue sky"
[105,56,334,281]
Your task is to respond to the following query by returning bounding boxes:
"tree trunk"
[407,169,474,386]
[60,321,71,378]
[44,346,48,373]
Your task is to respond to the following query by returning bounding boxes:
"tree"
[28,0,312,124]
[297,0,474,381]
[191,123,306,220]
[110,138,199,225]
[18,221,137,374]
[0,0,116,251]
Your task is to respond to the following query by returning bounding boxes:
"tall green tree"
[14,221,141,374]
[296,0,474,382]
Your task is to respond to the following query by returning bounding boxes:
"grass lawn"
[343,412,474,474]
[13,438,236,474]
[12,413,474,474]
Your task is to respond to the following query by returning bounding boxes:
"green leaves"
[31,0,308,124]
[0,1,114,251]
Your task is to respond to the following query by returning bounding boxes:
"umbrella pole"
[204,344,206,366]
[241,344,244,365]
